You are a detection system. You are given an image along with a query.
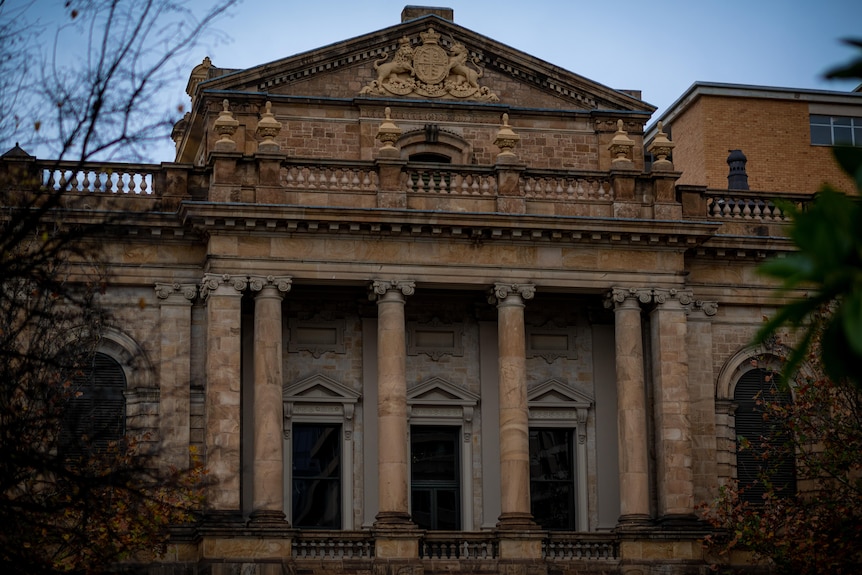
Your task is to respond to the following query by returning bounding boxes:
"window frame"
[810,114,862,146]
[283,374,359,530]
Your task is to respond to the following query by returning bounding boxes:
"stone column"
[606,288,652,527]
[155,282,197,470]
[248,275,292,524]
[490,283,536,529]
[650,289,697,524]
[369,279,415,528]
[200,273,246,513]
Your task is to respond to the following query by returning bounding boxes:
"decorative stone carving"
[213,99,239,151]
[154,282,197,302]
[488,282,535,305]
[360,27,499,102]
[375,107,402,150]
[494,113,520,157]
[526,321,577,364]
[694,300,719,316]
[607,119,635,163]
[407,317,464,361]
[199,273,247,299]
[248,275,292,294]
[368,279,415,299]
[603,287,652,308]
[648,121,675,170]
[255,101,282,152]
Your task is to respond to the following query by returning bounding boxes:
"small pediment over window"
[283,373,360,404]
[408,377,478,407]
[528,378,592,408]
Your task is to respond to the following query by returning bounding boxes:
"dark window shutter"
[734,368,796,503]
[62,352,126,458]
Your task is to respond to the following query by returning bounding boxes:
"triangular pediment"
[283,373,360,403]
[528,378,593,408]
[408,377,478,406]
[196,14,652,113]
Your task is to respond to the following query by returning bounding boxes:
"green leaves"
[758,176,862,388]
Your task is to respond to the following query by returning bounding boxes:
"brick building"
[646,81,862,194]
[5,5,856,574]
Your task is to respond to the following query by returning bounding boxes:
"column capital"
[604,287,652,309]
[155,282,198,303]
[651,288,694,309]
[692,300,719,317]
[368,279,415,300]
[249,275,292,294]
[488,282,535,305]
[200,273,247,300]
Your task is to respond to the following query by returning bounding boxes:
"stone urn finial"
[213,99,239,151]
[256,101,283,153]
[608,119,635,163]
[375,107,402,152]
[648,121,675,171]
[494,113,520,158]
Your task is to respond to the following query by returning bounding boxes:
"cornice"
[179,202,720,250]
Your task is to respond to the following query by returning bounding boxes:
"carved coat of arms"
[360,27,499,102]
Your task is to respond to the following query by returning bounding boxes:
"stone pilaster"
[155,282,197,470]
[605,288,652,527]
[200,273,246,513]
[369,279,415,529]
[650,289,697,524]
[248,275,292,525]
[489,283,537,530]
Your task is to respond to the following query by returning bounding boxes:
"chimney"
[727,149,749,190]
[401,6,454,22]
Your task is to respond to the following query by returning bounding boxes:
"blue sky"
[11,0,862,162]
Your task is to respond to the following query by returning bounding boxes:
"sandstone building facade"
[6,5,859,575]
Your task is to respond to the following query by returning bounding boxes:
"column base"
[248,509,289,526]
[616,513,653,531]
[496,512,538,530]
[374,511,416,530]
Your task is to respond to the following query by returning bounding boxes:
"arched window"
[733,368,796,503]
[62,352,127,458]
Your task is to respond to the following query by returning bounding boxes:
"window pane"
[435,489,460,530]
[834,126,853,145]
[293,424,341,528]
[809,114,830,125]
[833,116,852,126]
[411,427,458,482]
[293,478,340,528]
[293,424,340,478]
[855,127,862,146]
[411,426,460,530]
[810,124,832,145]
[529,428,575,530]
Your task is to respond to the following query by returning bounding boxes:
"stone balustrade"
[419,532,499,559]
[523,171,612,202]
[543,532,620,560]
[1,155,811,225]
[404,164,497,196]
[292,531,375,559]
[40,161,159,195]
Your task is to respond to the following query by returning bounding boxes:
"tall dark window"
[734,368,796,503]
[529,428,575,530]
[292,423,341,528]
[411,425,460,530]
[62,352,126,458]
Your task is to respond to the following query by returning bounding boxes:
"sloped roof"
[195,12,653,113]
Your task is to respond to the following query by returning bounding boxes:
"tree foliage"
[756,40,862,389]
[0,0,235,572]
[704,41,862,575]
[702,322,862,574]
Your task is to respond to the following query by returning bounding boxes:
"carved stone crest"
[360,27,499,102]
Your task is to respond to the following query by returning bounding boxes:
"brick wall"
[672,95,856,194]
